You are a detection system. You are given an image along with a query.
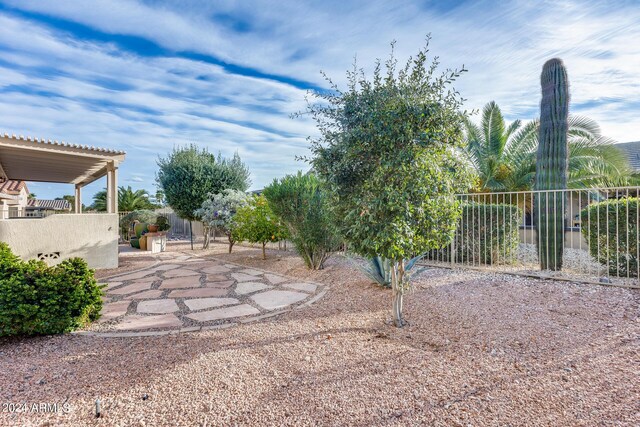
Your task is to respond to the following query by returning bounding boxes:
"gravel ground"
[95,247,157,280]
[427,243,637,287]
[1,241,639,426]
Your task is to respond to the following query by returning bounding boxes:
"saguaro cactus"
[535,58,569,271]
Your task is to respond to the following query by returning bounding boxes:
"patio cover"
[0,133,126,213]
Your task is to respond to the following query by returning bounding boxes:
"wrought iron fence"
[423,187,640,289]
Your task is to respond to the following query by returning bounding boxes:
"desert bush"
[263,172,340,270]
[0,243,104,336]
[454,203,522,264]
[581,197,639,277]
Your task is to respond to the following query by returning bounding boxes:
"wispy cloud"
[0,0,639,202]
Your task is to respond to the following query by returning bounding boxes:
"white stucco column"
[106,162,118,213]
[0,200,7,219]
[74,184,82,213]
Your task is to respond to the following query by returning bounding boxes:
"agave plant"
[355,254,427,288]
[359,256,392,287]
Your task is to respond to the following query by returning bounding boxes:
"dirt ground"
[1,241,638,426]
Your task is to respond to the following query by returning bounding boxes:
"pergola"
[0,133,126,212]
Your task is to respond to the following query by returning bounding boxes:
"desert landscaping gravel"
[1,241,638,426]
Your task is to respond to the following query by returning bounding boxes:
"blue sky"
[0,0,639,203]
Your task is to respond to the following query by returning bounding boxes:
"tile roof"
[27,199,72,211]
[0,179,27,195]
[615,141,640,171]
[1,133,126,155]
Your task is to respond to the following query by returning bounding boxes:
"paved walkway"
[84,253,326,337]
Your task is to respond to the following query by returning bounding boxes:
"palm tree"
[91,186,156,211]
[464,101,633,192]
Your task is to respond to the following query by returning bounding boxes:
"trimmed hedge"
[0,243,104,336]
[455,203,522,265]
[580,197,639,277]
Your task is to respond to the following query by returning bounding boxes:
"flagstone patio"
[85,253,327,336]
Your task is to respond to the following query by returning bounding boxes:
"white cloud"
[0,0,639,200]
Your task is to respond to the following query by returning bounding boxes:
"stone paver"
[129,290,164,299]
[159,276,202,289]
[113,270,156,281]
[205,274,229,282]
[251,290,308,310]
[162,268,200,278]
[186,304,260,322]
[202,265,230,274]
[105,281,123,290]
[169,288,230,298]
[238,268,263,276]
[184,297,240,311]
[284,282,318,293]
[115,314,182,330]
[153,264,181,271]
[183,261,220,270]
[206,280,235,289]
[264,273,288,285]
[109,281,154,295]
[137,299,179,314]
[99,300,131,322]
[231,272,259,282]
[235,282,272,295]
[96,252,325,335]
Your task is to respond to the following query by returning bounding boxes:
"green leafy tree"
[263,172,341,270]
[195,189,249,251]
[233,195,287,260]
[464,101,633,192]
[156,145,250,247]
[303,38,475,326]
[91,186,157,212]
[153,189,166,207]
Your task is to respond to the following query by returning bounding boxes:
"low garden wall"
[0,213,119,269]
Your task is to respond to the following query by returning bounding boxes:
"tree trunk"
[202,226,210,249]
[391,259,406,327]
[228,235,234,253]
[189,220,194,250]
[262,242,266,260]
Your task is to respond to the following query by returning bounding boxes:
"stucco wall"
[0,214,119,269]
[519,226,588,249]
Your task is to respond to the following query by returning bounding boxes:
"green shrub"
[233,195,288,260]
[580,197,638,277]
[119,210,157,238]
[455,203,522,265]
[156,214,171,231]
[0,243,104,336]
[263,172,341,270]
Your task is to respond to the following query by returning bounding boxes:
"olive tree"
[195,189,249,251]
[233,195,287,260]
[156,145,250,248]
[303,39,475,326]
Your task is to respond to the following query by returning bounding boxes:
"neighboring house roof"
[27,199,71,211]
[0,179,28,195]
[616,141,640,171]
